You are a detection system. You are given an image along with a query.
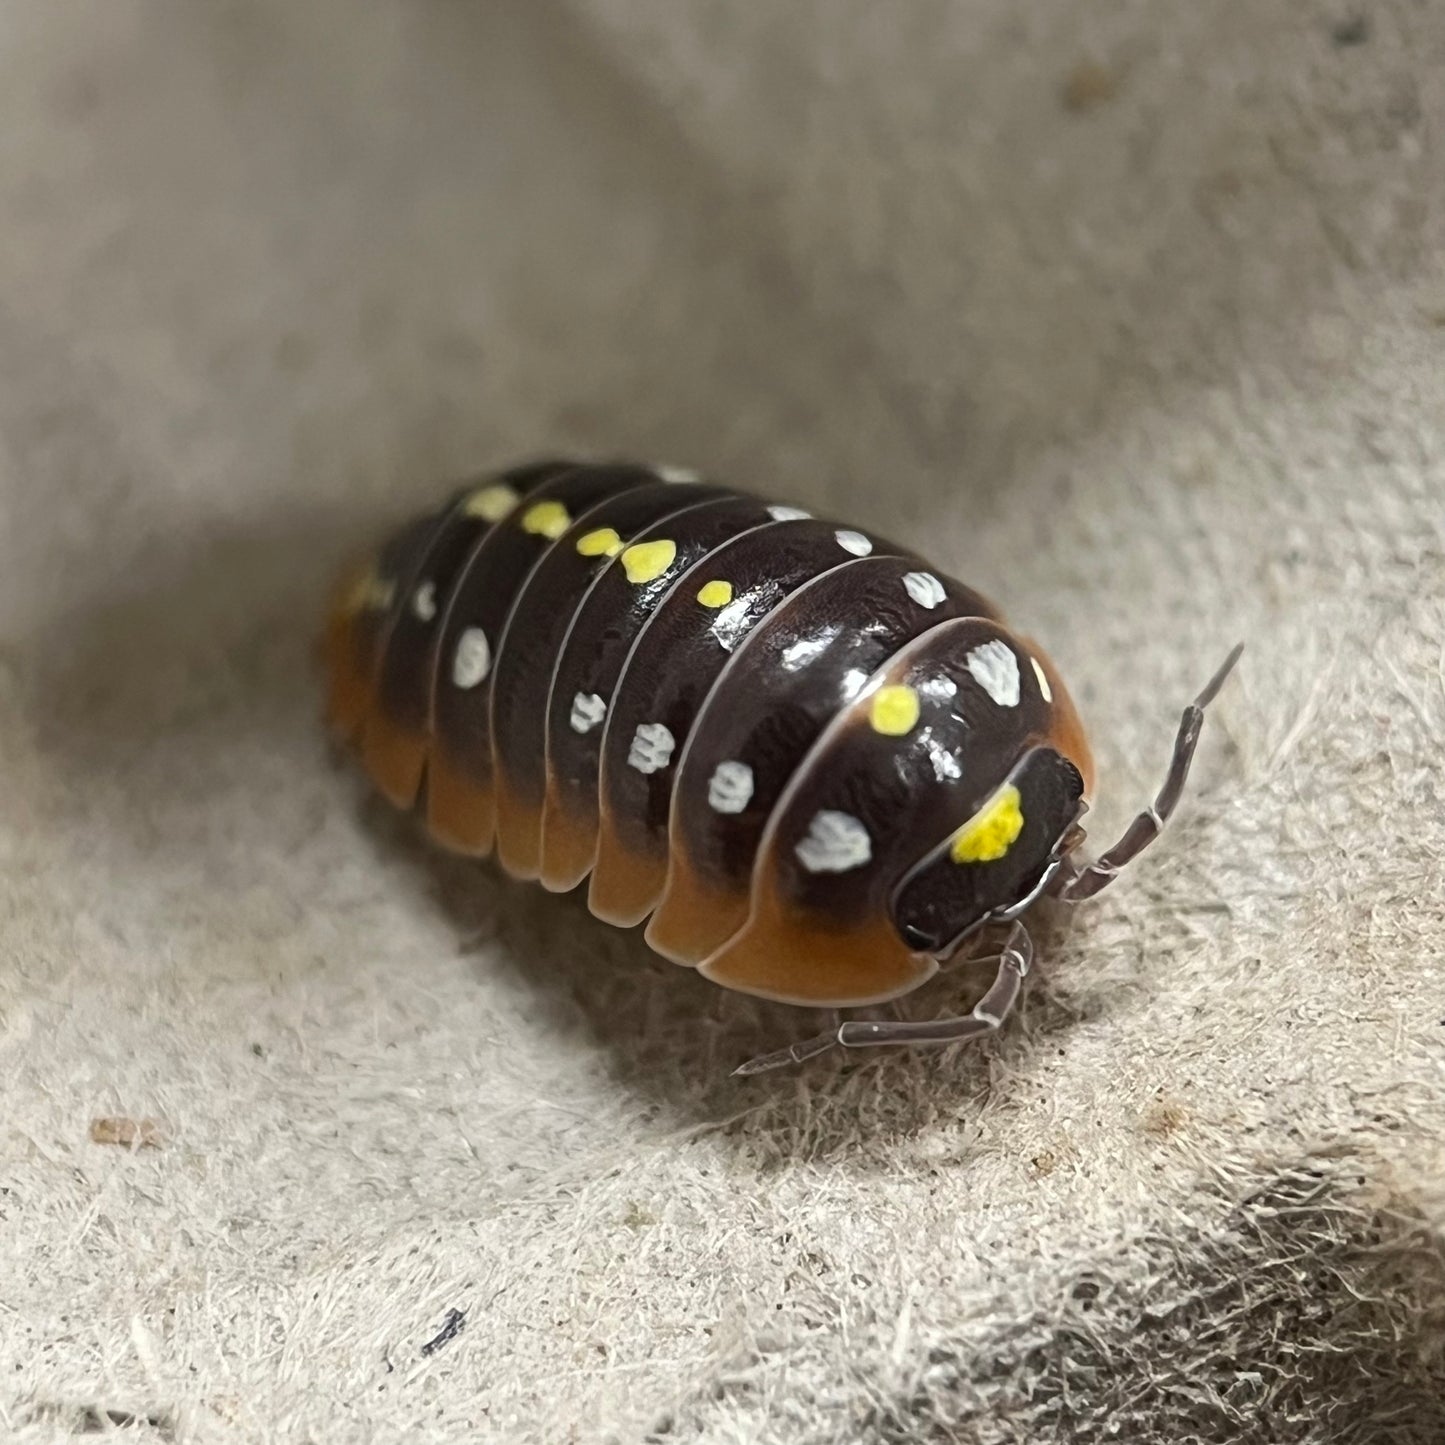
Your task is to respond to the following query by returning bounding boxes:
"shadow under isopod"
[358,791,1102,1168]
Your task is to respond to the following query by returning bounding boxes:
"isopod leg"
[1056,642,1242,904]
[730,1012,842,1077]
[731,922,1032,1075]
[834,920,1032,1052]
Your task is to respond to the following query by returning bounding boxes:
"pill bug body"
[326,459,1238,1071]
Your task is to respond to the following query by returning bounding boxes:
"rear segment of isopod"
[324,458,574,770]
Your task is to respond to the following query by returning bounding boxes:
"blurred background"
[2,4,1442,1443]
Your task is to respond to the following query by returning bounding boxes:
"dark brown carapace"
[325,459,1239,1073]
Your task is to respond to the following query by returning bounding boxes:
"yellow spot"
[949,785,1025,865]
[870,684,920,736]
[620,538,676,584]
[696,579,734,608]
[520,499,571,539]
[464,484,519,522]
[342,571,372,614]
[577,527,624,557]
[343,569,394,614]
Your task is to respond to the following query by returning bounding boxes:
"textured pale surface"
[2,3,1443,1442]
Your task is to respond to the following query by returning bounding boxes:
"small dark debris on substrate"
[28,1403,174,1438]
[1332,16,1371,47]
[79,1405,174,1436]
[421,1306,467,1356]
[1061,61,1123,113]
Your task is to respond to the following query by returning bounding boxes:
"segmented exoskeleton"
[325,459,1238,1073]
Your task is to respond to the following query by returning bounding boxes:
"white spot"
[657,464,700,485]
[967,640,1021,707]
[768,505,811,522]
[835,529,873,556]
[903,571,946,609]
[1031,656,1053,703]
[451,628,491,689]
[708,596,756,652]
[628,722,675,773]
[570,692,606,734]
[929,744,962,782]
[412,581,437,621]
[795,810,872,874]
[780,631,833,669]
[707,760,754,814]
[920,674,958,702]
